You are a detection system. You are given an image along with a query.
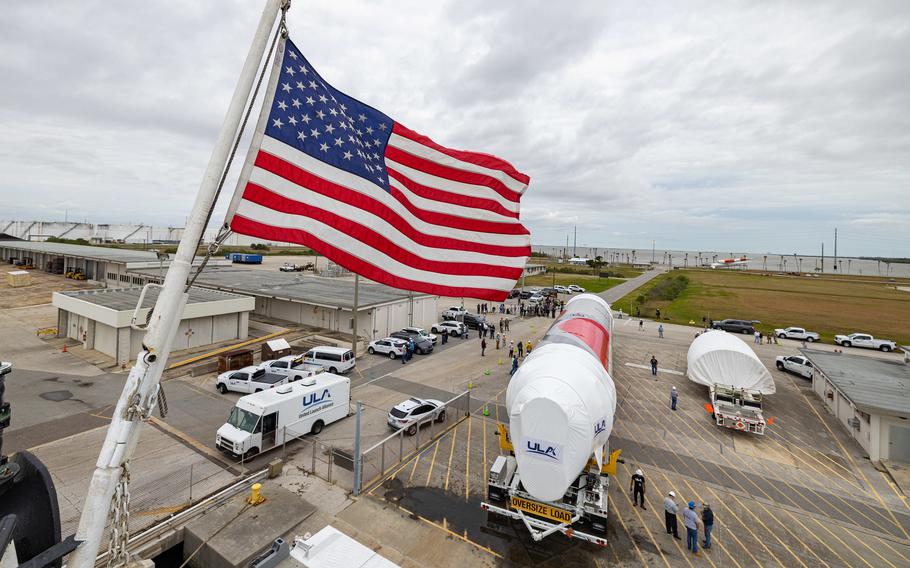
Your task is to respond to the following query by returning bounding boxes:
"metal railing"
[357,389,471,493]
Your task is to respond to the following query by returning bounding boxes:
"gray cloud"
[1,0,908,256]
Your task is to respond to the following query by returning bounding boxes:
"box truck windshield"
[228,406,260,433]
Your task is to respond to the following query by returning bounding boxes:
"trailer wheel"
[311,420,324,435]
[217,383,227,394]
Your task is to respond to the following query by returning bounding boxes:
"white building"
[53,287,254,364]
[128,266,438,342]
[802,349,910,464]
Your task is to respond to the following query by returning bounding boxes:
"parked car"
[258,355,324,381]
[774,327,820,342]
[216,366,287,394]
[441,306,467,319]
[457,313,486,330]
[711,319,756,334]
[568,284,585,293]
[368,338,407,359]
[540,287,557,296]
[529,289,542,295]
[776,355,814,379]
[432,320,466,336]
[387,397,446,435]
[400,326,438,345]
[528,294,544,304]
[834,333,896,352]
[518,290,533,300]
[390,331,434,354]
[508,289,521,299]
[300,346,356,374]
[554,285,569,294]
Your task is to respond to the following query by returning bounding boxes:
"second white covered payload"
[687,330,775,394]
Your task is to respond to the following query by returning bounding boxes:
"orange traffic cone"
[62,343,68,353]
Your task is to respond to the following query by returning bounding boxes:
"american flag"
[226,37,530,301]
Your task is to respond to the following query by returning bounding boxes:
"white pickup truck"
[258,355,324,381]
[441,306,467,319]
[774,327,820,342]
[834,333,896,352]
[216,365,288,394]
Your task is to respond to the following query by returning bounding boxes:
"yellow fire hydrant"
[248,482,266,506]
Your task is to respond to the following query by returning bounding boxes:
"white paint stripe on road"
[355,370,396,390]
[624,362,684,376]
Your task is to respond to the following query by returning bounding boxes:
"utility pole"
[652,240,655,264]
[573,226,577,258]
[821,242,825,273]
[834,228,838,270]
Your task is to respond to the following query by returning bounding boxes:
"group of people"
[399,337,417,364]
[476,302,516,315]
[520,298,562,318]
[632,470,714,555]
[753,330,779,345]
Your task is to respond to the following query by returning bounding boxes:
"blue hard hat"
[688,501,695,508]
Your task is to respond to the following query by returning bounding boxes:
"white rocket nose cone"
[511,392,575,502]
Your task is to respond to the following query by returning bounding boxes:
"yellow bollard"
[497,357,503,366]
[248,482,266,506]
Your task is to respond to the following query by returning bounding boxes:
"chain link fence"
[357,389,471,493]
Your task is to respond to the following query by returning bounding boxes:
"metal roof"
[58,286,248,311]
[0,240,161,263]
[800,348,910,416]
[129,266,433,310]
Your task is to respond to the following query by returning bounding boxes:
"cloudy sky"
[1,0,907,257]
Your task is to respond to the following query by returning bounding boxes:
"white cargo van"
[215,373,350,458]
[301,346,355,374]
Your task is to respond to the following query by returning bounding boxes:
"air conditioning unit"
[847,418,860,429]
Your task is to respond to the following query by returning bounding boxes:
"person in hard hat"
[702,503,714,549]
[670,386,679,410]
[683,501,702,555]
[510,355,519,376]
[630,469,646,510]
[526,339,533,354]
[664,491,680,539]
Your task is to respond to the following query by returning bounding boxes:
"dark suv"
[453,313,485,330]
[389,331,434,354]
[711,319,756,334]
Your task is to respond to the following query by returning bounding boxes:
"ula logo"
[525,439,560,461]
[594,419,607,436]
[303,388,331,407]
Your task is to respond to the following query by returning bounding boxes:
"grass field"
[524,272,624,293]
[615,269,910,344]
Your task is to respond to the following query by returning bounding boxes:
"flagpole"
[69,1,286,565]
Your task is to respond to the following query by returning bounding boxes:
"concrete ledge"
[183,482,316,568]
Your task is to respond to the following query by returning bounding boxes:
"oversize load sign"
[510,496,573,524]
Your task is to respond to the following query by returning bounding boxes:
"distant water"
[532,245,910,278]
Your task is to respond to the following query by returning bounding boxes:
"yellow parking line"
[880,470,910,516]
[425,438,441,487]
[444,424,458,492]
[465,416,472,501]
[408,444,424,483]
[796,388,910,542]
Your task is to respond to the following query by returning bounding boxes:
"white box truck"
[216,374,350,459]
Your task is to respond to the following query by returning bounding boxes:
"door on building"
[889,424,910,463]
[262,412,278,449]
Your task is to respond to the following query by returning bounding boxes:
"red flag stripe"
[242,180,530,259]
[392,122,530,186]
[254,150,530,237]
[386,167,519,220]
[236,193,523,278]
[385,145,521,204]
[231,215,514,301]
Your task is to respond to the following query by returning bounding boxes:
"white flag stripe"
[385,176,518,225]
[246,168,528,267]
[388,133,528,195]
[233,202,519,290]
[383,157,522,213]
[260,137,528,240]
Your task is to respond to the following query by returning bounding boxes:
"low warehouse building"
[802,349,910,463]
[129,267,437,341]
[53,287,255,364]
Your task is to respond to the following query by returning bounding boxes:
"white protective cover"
[506,342,617,502]
[686,330,775,394]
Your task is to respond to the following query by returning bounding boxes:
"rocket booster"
[506,294,617,502]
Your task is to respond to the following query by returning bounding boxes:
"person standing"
[481,337,487,357]
[683,501,701,555]
[510,355,519,375]
[650,355,659,376]
[656,308,661,320]
[526,339,533,354]
[508,341,515,359]
[505,318,510,332]
[658,324,664,339]
[408,339,415,361]
[754,330,760,344]
[630,469,646,509]
[639,319,644,332]
[670,386,679,410]
[478,323,484,339]
[401,340,408,365]
[499,318,504,333]
[664,491,681,539]
[517,340,524,358]
[495,332,501,350]
[441,330,448,345]
[702,503,714,549]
